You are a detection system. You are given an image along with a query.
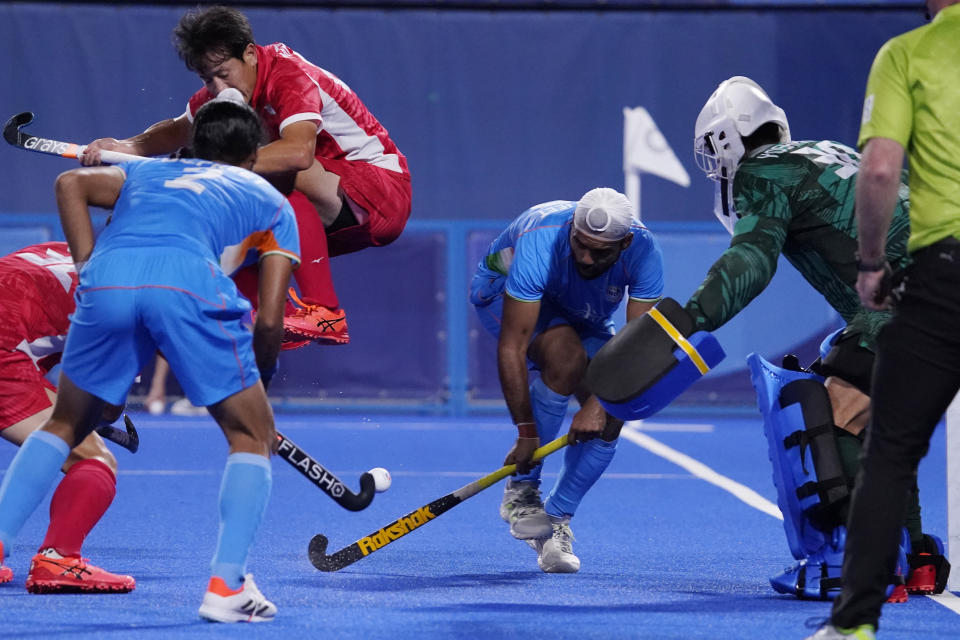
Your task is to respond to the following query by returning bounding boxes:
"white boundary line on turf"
[927,591,960,614]
[621,422,783,520]
[621,422,960,608]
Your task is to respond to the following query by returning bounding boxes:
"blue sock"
[0,431,70,556]
[544,437,618,518]
[210,453,272,589]
[513,377,569,485]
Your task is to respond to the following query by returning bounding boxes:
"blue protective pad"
[748,352,833,560]
[819,327,844,360]
[596,330,725,421]
[771,527,910,600]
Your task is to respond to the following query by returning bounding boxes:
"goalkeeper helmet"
[693,76,790,183]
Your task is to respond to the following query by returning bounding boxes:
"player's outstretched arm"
[54,167,124,264]
[254,254,295,388]
[498,296,542,473]
[81,115,192,166]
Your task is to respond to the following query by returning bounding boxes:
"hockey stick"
[276,431,377,512]
[308,435,569,571]
[95,415,140,453]
[3,111,142,164]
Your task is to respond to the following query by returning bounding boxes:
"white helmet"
[693,76,790,183]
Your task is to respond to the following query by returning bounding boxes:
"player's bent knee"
[66,432,118,474]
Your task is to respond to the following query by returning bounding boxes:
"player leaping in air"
[0,242,134,593]
[82,4,412,348]
[0,96,298,622]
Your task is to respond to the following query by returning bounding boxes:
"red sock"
[40,459,116,557]
[288,190,339,309]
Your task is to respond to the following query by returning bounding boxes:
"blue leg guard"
[770,527,911,601]
[748,353,849,561]
[513,377,569,485]
[544,438,617,518]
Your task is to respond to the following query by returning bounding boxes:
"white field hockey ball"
[368,467,392,492]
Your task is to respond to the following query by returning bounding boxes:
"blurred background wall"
[0,1,925,414]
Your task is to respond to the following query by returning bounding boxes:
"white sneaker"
[500,481,552,540]
[198,574,277,623]
[804,624,875,640]
[170,397,207,416]
[537,518,580,573]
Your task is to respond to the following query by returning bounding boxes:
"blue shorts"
[471,275,613,367]
[62,247,259,407]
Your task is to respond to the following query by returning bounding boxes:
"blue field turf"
[0,412,955,639]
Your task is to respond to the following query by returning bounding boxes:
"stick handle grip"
[76,145,145,164]
[465,435,569,497]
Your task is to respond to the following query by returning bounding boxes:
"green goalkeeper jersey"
[684,140,911,351]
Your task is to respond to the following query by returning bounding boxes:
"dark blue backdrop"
[0,4,924,412]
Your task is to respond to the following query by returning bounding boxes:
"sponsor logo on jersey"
[357,506,436,555]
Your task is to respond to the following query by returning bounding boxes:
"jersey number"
[164,167,224,194]
[794,141,860,180]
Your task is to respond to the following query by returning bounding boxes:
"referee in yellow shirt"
[808,2,960,639]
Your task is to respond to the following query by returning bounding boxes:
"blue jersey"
[95,158,299,272]
[474,200,664,332]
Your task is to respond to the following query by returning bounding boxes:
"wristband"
[515,422,537,438]
[855,254,887,272]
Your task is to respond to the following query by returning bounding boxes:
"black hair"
[191,100,263,166]
[742,122,784,153]
[173,5,254,73]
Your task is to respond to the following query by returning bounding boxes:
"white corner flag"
[623,106,690,219]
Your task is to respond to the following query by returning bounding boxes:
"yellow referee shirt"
[858,4,960,253]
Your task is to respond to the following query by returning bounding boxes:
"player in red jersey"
[82,5,412,347]
[0,242,134,593]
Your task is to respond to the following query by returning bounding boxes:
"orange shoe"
[281,338,311,351]
[25,550,135,593]
[284,288,349,345]
[886,583,909,603]
[0,541,12,583]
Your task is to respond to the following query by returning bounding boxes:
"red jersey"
[0,242,77,371]
[187,43,409,176]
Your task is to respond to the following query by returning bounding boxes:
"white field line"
[621,422,960,608]
[621,422,783,520]
[927,591,960,614]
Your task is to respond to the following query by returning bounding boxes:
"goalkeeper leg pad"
[748,353,850,561]
[770,526,910,601]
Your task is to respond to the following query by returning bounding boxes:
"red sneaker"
[906,555,937,594]
[25,551,135,593]
[281,338,311,351]
[886,583,909,603]
[0,541,12,583]
[284,288,349,345]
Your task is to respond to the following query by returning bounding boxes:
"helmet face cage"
[694,116,745,183]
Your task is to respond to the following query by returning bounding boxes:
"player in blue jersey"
[0,98,298,623]
[471,187,664,572]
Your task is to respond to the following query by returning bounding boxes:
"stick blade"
[308,534,337,572]
[122,414,140,453]
[3,112,34,146]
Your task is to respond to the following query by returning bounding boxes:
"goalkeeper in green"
[686,76,946,600]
